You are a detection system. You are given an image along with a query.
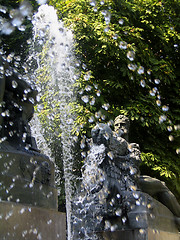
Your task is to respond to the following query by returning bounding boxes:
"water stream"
[30,5,76,240]
[0,1,179,239]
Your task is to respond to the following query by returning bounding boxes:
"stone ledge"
[97,228,180,240]
[0,201,66,240]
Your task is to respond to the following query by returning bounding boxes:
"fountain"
[0,3,67,239]
[0,51,66,239]
[0,1,179,240]
[30,5,77,240]
[72,116,180,239]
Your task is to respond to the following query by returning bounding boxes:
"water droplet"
[18,25,26,31]
[90,0,96,7]
[102,103,110,110]
[36,95,40,102]
[19,208,26,214]
[7,195,13,201]
[29,97,35,104]
[176,148,180,154]
[153,87,158,93]
[78,89,84,95]
[110,198,115,206]
[122,216,127,224]
[1,22,15,35]
[156,100,161,106]
[130,167,137,175]
[112,34,118,40]
[169,135,174,141]
[5,210,13,220]
[0,136,7,143]
[139,229,145,235]
[80,140,86,149]
[150,90,155,96]
[107,120,114,127]
[159,115,167,123]
[0,6,7,14]
[85,85,92,91]
[96,90,101,96]
[111,224,118,231]
[127,51,135,61]
[90,97,95,105]
[101,10,107,16]
[19,1,32,16]
[84,72,91,81]
[167,126,173,131]
[101,114,106,120]
[136,200,140,205]
[12,80,18,88]
[81,152,86,158]
[162,105,169,111]
[107,151,114,160]
[154,79,160,84]
[119,41,127,49]
[24,88,31,94]
[47,219,52,224]
[22,230,27,237]
[37,233,42,240]
[7,55,13,63]
[37,0,47,4]
[133,192,139,199]
[27,39,32,44]
[14,56,21,61]
[11,16,24,27]
[115,209,122,216]
[33,228,38,234]
[93,84,98,89]
[81,95,89,103]
[117,194,121,199]
[140,80,146,87]
[88,116,95,123]
[67,119,73,125]
[95,111,101,119]
[174,125,180,131]
[104,26,109,33]
[119,19,124,25]
[137,66,144,74]
[128,64,137,71]
[29,182,34,188]
[104,12,111,25]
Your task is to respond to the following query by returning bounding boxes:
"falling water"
[30,5,76,240]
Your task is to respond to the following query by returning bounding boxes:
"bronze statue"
[0,53,57,210]
[114,115,180,227]
[72,114,180,238]
[0,54,38,150]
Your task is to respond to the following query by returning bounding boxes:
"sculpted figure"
[90,115,180,229]
[0,54,38,151]
[91,121,141,224]
[114,115,180,227]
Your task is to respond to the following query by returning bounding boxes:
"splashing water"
[30,5,76,240]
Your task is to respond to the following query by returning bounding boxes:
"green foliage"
[1,0,40,63]
[48,0,180,200]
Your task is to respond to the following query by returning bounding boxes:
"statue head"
[114,115,130,141]
[91,123,113,146]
